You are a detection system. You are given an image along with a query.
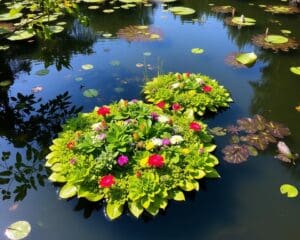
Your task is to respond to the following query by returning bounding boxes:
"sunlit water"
[0,0,300,239]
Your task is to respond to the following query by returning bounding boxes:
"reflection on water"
[0,0,300,239]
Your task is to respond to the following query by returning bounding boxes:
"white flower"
[151,138,163,146]
[171,82,180,89]
[170,135,184,145]
[195,78,204,85]
[158,115,169,124]
[92,122,102,131]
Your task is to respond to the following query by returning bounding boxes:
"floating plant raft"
[46,100,219,220]
[264,5,300,14]
[143,72,233,116]
[252,34,299,52]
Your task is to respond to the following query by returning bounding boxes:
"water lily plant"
[46,100,219,220]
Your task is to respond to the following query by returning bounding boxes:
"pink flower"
[98,174,115,188]
[172,103,181,111]
[190,122,202,132]
[97,106,110,116]
[162,138,171,146]
[148,154,164,168]
[69,158,76,165]
[117,155,128,166]
[150,112,159,120]
[156,101,166,109]
[202,85,213,93]
[97,133,106,140]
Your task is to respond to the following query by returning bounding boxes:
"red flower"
[98,174,115,188]
[202,85,213,93]
[186,72,190,78]
[97,106,110,116]
[136,171,142,178]
[156,101,166,109]
[172,103,181,111]
[189,122,202,132]
[148,154,164,168]
[66,141,75,150]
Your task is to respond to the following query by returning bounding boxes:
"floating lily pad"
[102,33,112,38]
[280,184,298,198]
[211,5,235,14]
[88,5,100,9]
[81,64,94,70]
[281,29,291,34]
[35,69,49,76]
[229,16,256,26]
[168,6,196,15]
[103,9,115,13]
[0,80,12,87]
[7,29,35,41]
[265,35,289,44]
[235,52,257,65]
[83,88,99,98]
[290,66,300,75]
[5,221,31,240]
[0,45,10,51]
[0,12,23,22]
[49,25,64,34]
[222,144,250,164]
[191,48,204,54]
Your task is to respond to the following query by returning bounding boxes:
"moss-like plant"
[143,72,232,117]
[46,100,219,220]
[211,5,235,14]
[252,34,299,52]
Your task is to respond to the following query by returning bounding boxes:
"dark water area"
[0,0,300,239]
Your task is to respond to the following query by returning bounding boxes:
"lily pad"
[0,12,23,22]
[264,35,289,44]
[81,64,94,70]
[191,48,204,54]
[222,144,250,164]
[35,69,49,76]
[290,66,300,75]
[7,29,35,41]
[83,88,99,98]
[0,80,12,87]
[103,9,115,13]
[280,184,298,198]
[5,221,31,240]
[281,29,291,34]
[231,16,256,26]
[49,25,64,34]
[0,45,10,51]
[235,52,257,65]
[168,6,196,15]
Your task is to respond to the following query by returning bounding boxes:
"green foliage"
[143,72,232,116]
[46,100,219,219]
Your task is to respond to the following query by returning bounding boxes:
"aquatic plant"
[117,25,162,42]
[252,34,299,52]
[209,115,291,164]
[211,5,236,14]
[264,5,300,14]
[143,73,232,116]
[225,52,257,68]
[46,100,219,219]
[225,15,256,27]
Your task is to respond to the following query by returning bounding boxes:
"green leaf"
[235,52,257,65]
[168,6,196,15]
[0,80,12,87]
[83,89,99,98]
[78,188,103,202]
[205,144,217,152]
[59,184,77,199]
[191,48,204,54]
[5,221,31,240]
[172,190,185,201]
[7,30,35,41]
[128,201,144,218]
[106,202,124,220]
[264,35,288,44]
[48,173,66,182]
[280,184,298,198]
[290,66,300,75]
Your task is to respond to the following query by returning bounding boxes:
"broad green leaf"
[290,66,300,75]
[168,6,196,15]
[281,29,291,34]
[78,189,103,202]
[5,221,31,240]
[7,30,35,41]
[191,48,204,54]
[81,64,94,70]
[106,202,123,220]
[59,184,77,199]
[173,190,185,201]
[48,173,66,182]
[235,52,257,65]
[264,35,288,44]
[280,184,298,198]
[83,89,98,98]
[128,201,143,218]
[0,12,23,22]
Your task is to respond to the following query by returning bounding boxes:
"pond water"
[1,0,300,239]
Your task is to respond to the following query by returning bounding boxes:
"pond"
[0,0,300,239]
